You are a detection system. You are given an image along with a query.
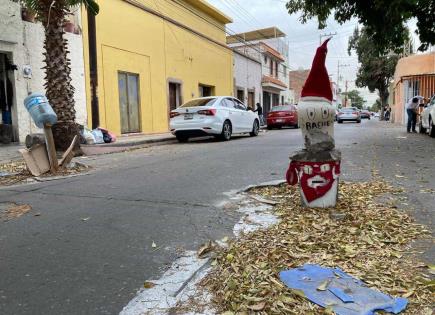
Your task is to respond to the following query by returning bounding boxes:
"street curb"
[81,136,176,148]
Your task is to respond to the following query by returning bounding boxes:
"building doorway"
[0,53,15,143]
[247,91,255,108]
[118,72,141,134]
[168,82,181,111]
[237,89,244,102]
[263,91,271,117]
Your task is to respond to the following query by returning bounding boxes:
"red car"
[266,105,299,129]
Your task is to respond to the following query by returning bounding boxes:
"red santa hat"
[300,38,333,102]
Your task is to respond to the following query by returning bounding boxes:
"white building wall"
[262,38,291,104]
[233,51,262,105]
[0,0,86,143]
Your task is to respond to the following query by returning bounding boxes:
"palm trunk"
[39,1,79,151]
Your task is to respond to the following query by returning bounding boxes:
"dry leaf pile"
[0,203,32,221]
[0,160,89,186]
[202,181,434,314]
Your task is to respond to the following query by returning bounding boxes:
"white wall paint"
[0,0,86,142]
[233,51,262,105]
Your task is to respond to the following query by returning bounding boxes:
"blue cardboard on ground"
[279,264,407,315]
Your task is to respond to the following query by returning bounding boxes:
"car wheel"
[176,134,189,143]
[277,125,282,129]
[357,119,361,123]
[419,121,427,134]
[267,126,273,130]
[338,120,343,124]
[250,120,259,137]
[294,123,299,129]
[220,120,232,141]
[429,118,435,138]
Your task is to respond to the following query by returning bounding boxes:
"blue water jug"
[24,93,57,128]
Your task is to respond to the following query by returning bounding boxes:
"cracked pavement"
[0,120,433,315]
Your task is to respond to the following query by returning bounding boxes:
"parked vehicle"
[337,107,361,123]
[169,96,260,142]
[266,105,299,129]
[360,110,371,119]
[419,94,435,137]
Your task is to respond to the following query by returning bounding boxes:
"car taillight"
[338,112,343,116]
[169,111,180,118]
[353,111,358,115]
[197,109,216,116]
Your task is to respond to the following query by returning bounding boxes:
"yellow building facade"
[81,0,233,136]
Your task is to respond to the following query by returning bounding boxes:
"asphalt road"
[0,120,433,315]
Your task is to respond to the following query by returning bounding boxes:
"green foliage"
[370,99,382,112]
[286,0,434,52]
[341,89,365,109]
[348,27,399,113]
[19,0,99,15]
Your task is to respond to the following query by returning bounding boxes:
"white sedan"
[169,96,260,142]
[419,95,435,137]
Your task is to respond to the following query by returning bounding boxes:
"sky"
[207,0,379,106]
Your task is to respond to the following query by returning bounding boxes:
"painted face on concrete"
[298,98,335,137]
[286,161,340,202]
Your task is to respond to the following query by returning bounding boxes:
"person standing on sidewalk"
[254,103,264,126]
[406,96,423,133]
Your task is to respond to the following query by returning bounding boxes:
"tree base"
[52,122,82,154]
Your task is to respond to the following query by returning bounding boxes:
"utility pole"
[337,61,350,107]
[344,80,348,107]
[319,32,337,45]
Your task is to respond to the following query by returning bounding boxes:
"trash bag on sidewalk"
[81,127,95,145]
[91,129,104,144]
[97,127,116,143]
[279,264,408,315]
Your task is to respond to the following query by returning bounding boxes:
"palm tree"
[19,0,99,150]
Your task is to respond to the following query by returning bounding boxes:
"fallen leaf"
[247,301,265,311]
[402,290,415,298]
[151,241,157,248]
[197,240,214,258]
[316,279,330,291]
[81,217,90,221]
[143,281,155,289]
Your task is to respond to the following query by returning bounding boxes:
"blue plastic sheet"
[279,264,407,315]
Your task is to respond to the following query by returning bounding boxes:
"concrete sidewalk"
[80,132,176,155]
[0,132,176,162]
[0,143,25,163]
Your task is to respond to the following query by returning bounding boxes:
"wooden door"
[118,72,140,134]
[248,91,254,108]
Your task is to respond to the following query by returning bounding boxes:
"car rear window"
[180,98,217,107]
[271,105,293,111]
[341,108,357,112]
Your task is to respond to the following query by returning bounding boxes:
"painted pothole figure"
[286,39,341,208]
